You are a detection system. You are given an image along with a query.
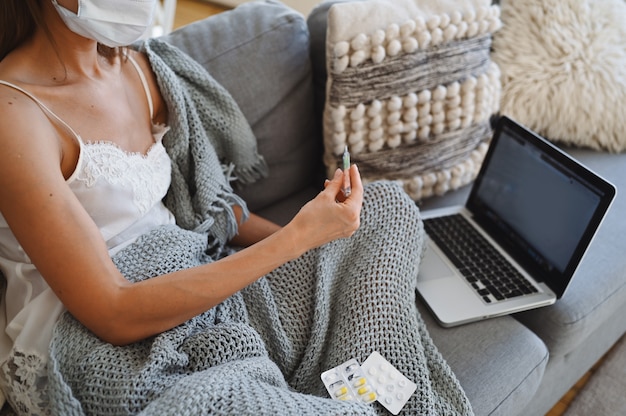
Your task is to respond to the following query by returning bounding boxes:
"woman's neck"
[5,1,119,86]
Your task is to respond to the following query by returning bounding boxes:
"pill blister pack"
[362,351,417,415]
[320,358,377,404]
[321,351,416,415]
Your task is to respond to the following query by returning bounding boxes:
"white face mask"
[51,0,157,47]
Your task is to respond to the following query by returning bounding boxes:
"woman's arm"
[229,207,282,247]
[0,94,362,346]
[114,167,360,345]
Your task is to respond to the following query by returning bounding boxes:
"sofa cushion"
[309,0,502,201]
[514,149,626,357]
[162,0,322,213]
[491,0,626,152]
[417,300,548,416]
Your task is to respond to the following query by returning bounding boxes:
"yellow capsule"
[352,377,367,388]
[357,386,370,395]
[334,386,349,398]
[361,392,377,403]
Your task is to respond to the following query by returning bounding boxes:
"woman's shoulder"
[0,48,56,122]
[0,79,55,139]
[0,67,67,178]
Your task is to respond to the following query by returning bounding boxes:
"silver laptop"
[417,116,616,327]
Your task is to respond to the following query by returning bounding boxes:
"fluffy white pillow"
[492,0,626,152]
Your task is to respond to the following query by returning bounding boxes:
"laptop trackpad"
[418,242,456,282]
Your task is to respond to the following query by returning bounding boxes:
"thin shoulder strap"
[126,54,155,119]
[0,80,82,141]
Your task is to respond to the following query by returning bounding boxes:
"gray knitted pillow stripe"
[46,182,473,415]
[354,120,491,179]
[328,34,493,107]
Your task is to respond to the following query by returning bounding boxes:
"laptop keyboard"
[423,214,539,304]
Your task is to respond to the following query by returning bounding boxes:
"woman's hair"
[0,0,120,63]
[0,0,40,61]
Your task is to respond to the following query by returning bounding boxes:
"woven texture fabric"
[140,38,269,247]
[46,182,473,415]
[323,0,501,200]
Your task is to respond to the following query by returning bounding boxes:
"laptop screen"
[467,117,616,297]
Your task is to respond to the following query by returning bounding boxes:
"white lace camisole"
[0,56,175,414]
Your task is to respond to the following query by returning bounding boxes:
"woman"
[0,1,473,415]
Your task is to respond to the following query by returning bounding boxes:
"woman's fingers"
[324,165,362,204]
[346,164,363,205]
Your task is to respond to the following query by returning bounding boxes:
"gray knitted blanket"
[141,38,269,251]
[47,183,473,415]
[44,40,473,416]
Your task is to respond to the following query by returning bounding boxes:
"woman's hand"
[286,164,363,253]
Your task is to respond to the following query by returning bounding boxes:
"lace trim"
[84,139,161,159]
[76,140,172,215]
[1,348,49,415]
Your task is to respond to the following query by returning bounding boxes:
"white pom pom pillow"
[322,0,502,200]
[492,0,626,153]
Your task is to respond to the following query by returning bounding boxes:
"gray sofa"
[3,1,621,415]
[162,2,626,415]
[161,1,626,415]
